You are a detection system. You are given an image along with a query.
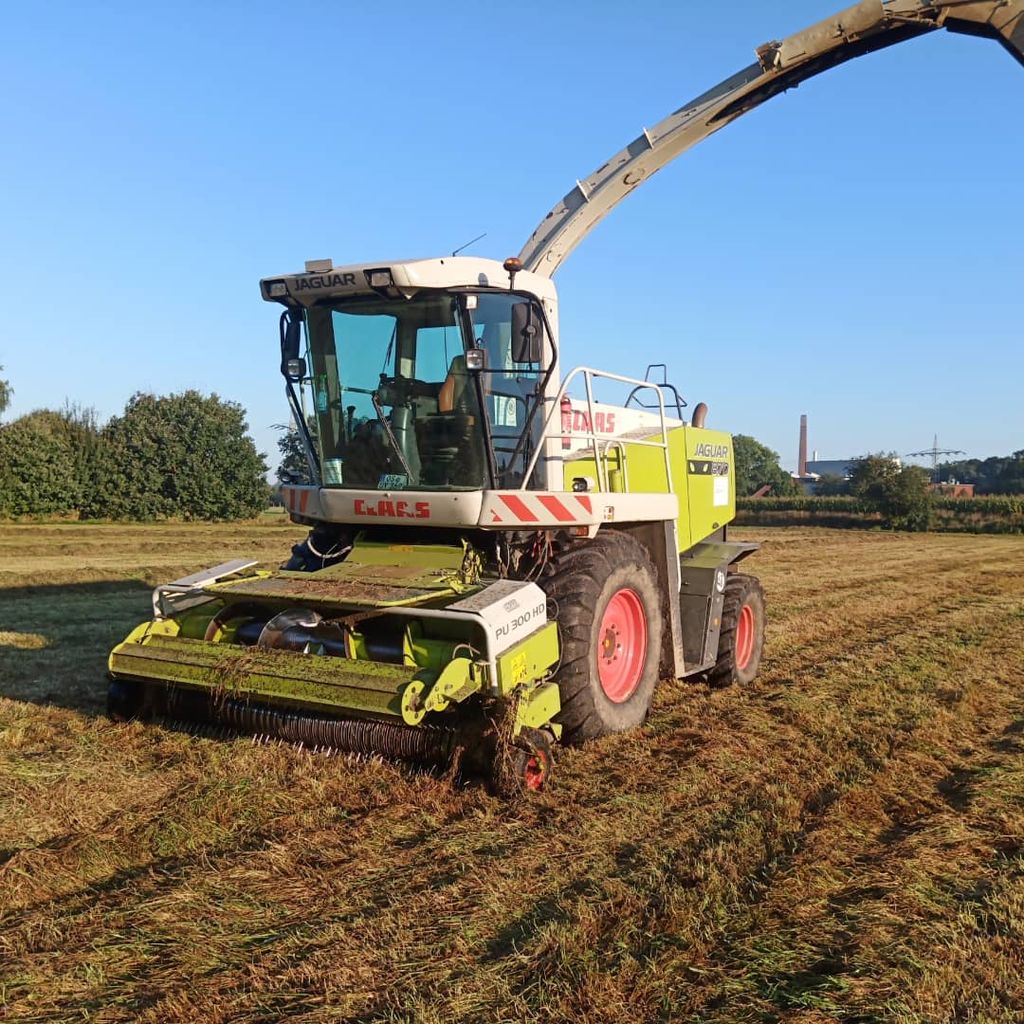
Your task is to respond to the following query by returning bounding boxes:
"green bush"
[85,391,269,521]
[14,404,105,502]
[0,366,11,417]
[847,455,932,531]
[0,421,79,517]
[733,435,799,497]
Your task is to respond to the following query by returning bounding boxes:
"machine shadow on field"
[0,580,151,715]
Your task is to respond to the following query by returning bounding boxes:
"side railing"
[520,367,673,495]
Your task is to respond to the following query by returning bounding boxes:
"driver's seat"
[438,355,469,414]
[417,355,481,485]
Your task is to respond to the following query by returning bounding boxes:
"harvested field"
[1,523,1023,1022]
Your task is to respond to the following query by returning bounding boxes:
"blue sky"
[1,0,1020,473]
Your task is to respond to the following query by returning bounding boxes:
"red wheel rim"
[523,750,548,791]
[597,588,648,703]
[736,603,755,671]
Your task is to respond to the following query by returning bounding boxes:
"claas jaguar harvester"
[108,0,1024,790]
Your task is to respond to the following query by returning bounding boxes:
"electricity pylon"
[905,435,966,482]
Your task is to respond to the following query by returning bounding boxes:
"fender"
[678,540,761,676]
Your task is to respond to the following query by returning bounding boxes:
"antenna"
[451,232,487,257]
[905,434,966,482]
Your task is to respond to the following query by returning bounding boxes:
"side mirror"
[280,309,304,379]
[511,302,544,364]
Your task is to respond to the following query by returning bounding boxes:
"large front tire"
[543,532,664,745]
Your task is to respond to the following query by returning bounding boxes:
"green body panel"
[681,427,735,545]
[563,425,735,551]
[110,632,416,718]
[109,608,563,730]
[205,541,480,611]
[332,541,468,571]
[495,621,559,695]
[402,624,453,671]
[404,655,489,724]
[514,681,562,733]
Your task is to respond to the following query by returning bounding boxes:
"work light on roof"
[366,268,393,289]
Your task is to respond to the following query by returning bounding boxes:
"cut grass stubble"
[1,524,1023,1022]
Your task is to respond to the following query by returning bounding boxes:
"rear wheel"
[543,532,663,744]
[707,573,765,688]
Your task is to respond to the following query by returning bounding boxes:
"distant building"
[792,457,861,495]
[793,414,906,493]
[931,481,975,498]
[794,457,903,494]
[805,459,859,480]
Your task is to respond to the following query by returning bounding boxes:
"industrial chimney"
[799,414,808,477]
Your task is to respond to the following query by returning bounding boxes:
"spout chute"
[519,0,1023,276]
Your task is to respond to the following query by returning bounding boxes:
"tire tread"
[542,531,663,744]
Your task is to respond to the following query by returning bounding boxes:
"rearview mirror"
[280,309,304,379]
[511,302,544,364]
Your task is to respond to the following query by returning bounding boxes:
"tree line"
[0,357,1014,529]
[935,452,1024,495]
[734,432,1024,531]
[0,372,268,521]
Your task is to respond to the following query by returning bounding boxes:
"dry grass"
[1,523,1023,1022]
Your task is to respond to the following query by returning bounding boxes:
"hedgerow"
[0,421,79,517]
[0,392,268,521]
[737,495,1024,533]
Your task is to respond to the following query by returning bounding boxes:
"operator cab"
[266,259,556,492]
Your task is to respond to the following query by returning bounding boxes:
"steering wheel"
[376,376,438,405]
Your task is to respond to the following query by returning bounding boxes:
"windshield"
[302,291,547,491]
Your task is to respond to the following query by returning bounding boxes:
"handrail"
[520,366,674,494]
[601,439,630,493]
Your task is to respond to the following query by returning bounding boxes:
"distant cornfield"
[738,495,1024,533]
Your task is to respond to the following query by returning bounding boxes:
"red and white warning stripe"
[482,491,597,526]
[282,486,312,516]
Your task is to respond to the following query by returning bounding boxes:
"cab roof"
[260,256,558,307]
